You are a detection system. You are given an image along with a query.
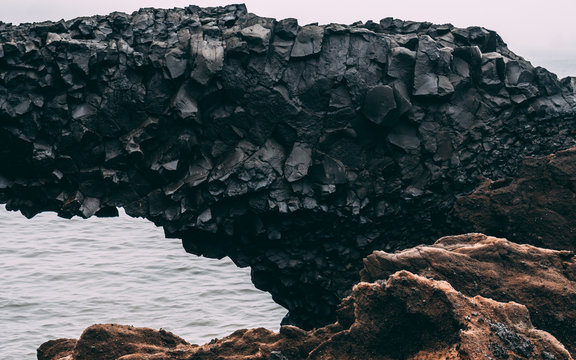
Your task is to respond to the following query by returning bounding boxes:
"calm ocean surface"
[0,205,286,359]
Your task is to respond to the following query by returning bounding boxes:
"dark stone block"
[290,25,324,58]
[361,85,397,126]
[413,35,454,97]
[240,24,272,54]
[275,18,298,39]
[387,47,416,80]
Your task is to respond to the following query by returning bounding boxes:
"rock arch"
[1,4,576,328]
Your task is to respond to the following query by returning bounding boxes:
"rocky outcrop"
[38,271,572,360]
[37,324,194,360]
[37,339,77,360]
[2,4,576,328]
[453,148,576,251]
[316,271,572,360]
[362,233,576,355]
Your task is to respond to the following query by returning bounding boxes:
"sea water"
[0,205,286,359]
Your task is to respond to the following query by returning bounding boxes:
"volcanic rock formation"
[2,4,576,328]
[38,271,573,360]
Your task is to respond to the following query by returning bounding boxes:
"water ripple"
[0,205,286,360]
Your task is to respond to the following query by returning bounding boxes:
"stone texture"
[453,147,576,251]
[413,35,454,97]
[361,85,398,126]
[38,271,572,360]
[37,324,195,360]
[290,25,324,58]
[37,339,77,360]
[1,5,576,329]
[362,233,576,355]
[284,142,312,182]
[319,271,571,360]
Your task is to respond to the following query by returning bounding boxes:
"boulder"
[37,339,77,360]
[362,233,576,355]
[318,271,571,360]
[37,324,194,360]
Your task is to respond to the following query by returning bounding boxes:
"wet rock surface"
[362,233,576,355]
[2,4,576,328]
[38,271,572,360]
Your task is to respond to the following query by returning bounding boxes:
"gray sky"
[0,0,574,76]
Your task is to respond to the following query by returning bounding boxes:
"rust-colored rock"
[37,324,196,360]
[362,233,576,355]
[37,338,76,360]
[453,147,576,251]
[36,323,341,360]
[186,325,339,360]
[38,271,571,360]
[314,271,571,360]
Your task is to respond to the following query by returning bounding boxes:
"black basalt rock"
[1,4,576,330]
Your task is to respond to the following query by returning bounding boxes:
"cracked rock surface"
[362,233,576,355]
[2,4,576,328]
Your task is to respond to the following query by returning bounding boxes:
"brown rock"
[37,338,76,360]
[362,233,576,355]
[38,270,572,360]
[453,147,576,251]
[316,271,571,360]
[58,324,195,360]
[37,323,340,360]
[187,325,339,360]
